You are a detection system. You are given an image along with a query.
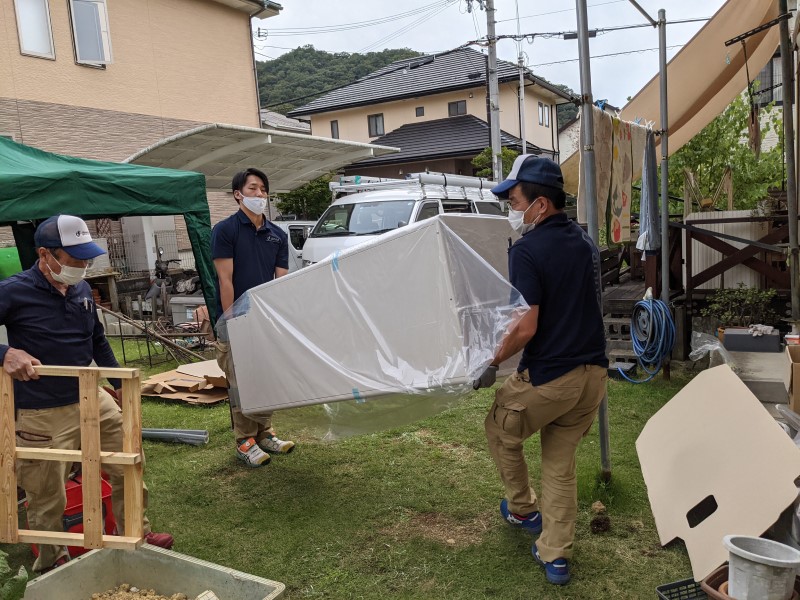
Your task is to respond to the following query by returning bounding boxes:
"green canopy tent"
[0,136,217,319]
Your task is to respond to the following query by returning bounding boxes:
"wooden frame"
[0,366,144,550]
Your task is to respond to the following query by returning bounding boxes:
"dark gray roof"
[288,47,572,117]
[351,114,549,167]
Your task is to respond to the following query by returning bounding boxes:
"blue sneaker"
[532,542,570,585]
[500,499,542,534]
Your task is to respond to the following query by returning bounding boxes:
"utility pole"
[576,0,611,482]
[485,0,503,182]
[779,0,799,330]
[516,0,527,152]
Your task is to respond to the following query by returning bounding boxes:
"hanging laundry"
[637,129,660,255]
[608,117,633,245]
[577,105,613,229]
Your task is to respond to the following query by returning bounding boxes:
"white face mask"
[508,199,546,235]
[241,195,267,215]
[46,254,87,286]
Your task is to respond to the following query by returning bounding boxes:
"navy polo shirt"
[0,262,121,410]
[211,210,289,317]
[509,212,608,385]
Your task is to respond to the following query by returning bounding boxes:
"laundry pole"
[575,0,611,481]
[779,0,799,329]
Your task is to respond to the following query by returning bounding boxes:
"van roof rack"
[329,173,499,199]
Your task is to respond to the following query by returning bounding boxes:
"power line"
[358,1,457,53]
[495,17,710,43]
[532,44,684,67]
[257,0,452,36]
[495,0,626,24]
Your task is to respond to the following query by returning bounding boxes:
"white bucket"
[723,535,800,600]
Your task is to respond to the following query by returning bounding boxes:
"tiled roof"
[352,114,550,166]
[288,47,572,117]
[259,109,311,133]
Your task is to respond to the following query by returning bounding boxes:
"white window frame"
[69,0,113,66]
[330,120,339,139]
[13,0,56,60]
[538,102,544,126]
[544,104,550,128]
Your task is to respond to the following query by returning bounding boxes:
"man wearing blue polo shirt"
[212,167,295,468]
[473,156,608,585]
[0,215,173,573]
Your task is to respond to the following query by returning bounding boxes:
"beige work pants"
[16,388,151,572]
[215,341,274,444]
[485,365,607,562]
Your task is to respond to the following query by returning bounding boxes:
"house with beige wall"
[0,0,279,270]
[288,48,572,179]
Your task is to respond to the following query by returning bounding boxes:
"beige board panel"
[636,365,800,581]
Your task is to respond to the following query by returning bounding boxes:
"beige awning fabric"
[620,0,778,152]
[124,123,399,192]
[563,0,779,197]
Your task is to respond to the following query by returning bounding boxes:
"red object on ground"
[28,474,116,558]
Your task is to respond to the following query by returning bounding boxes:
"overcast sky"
[253,0,728,108]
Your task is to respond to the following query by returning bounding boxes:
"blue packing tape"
[352,388,364,404]
[332,250,340,272]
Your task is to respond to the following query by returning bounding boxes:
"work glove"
[472,365,498,390]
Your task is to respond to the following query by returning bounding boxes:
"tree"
[275,174,334,220]
[472,147,520,179]
[667,92,784,210]
[257,46,421,113]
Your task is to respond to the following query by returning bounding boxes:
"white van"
[302,173,503,266]
[273,219,316,272]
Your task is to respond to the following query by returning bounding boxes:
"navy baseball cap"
[34,215,106,260]
[491,154,564,199]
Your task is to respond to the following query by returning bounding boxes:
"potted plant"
[701,284,779,346]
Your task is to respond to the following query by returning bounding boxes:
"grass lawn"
[3,342,697,598]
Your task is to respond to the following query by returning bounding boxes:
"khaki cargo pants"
[16,388,151,572]
[216,341,274,444]
[485,364,607,562]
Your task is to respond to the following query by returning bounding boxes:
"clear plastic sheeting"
[220,215,526,435]
[689,331,737,370]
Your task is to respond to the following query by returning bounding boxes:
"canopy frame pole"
[576,0,611,482]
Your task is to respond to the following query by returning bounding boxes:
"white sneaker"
[258,434,295,454]
[237,438,270,467]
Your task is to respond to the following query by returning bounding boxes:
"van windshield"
[310,200,416,237]
[475,201,505,216]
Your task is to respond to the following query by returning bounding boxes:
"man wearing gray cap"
[0,215,173,573]
[473,156,608,585]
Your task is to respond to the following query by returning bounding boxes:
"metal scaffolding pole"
[576,0,611,481]
[779,0,800,328]
[658,9,670,304]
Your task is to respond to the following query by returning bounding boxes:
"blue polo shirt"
[0,263,121,410]
[211,210,289,317]
[509,212,608,385]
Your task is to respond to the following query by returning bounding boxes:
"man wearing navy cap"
[0,215,173,573]
[473,156,608,585]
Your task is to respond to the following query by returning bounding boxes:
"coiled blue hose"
[617,298,676,383]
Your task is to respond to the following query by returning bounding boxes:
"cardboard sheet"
[636,365,800,580]
[176,360,228,389]
[141,369,228,405]
[786,346,800,413]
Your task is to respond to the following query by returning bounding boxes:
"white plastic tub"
[24,544,284,600]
